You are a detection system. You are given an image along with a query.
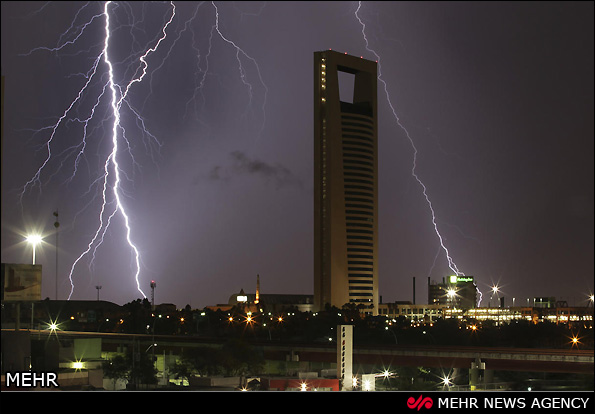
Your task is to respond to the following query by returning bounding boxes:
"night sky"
[1,1,593,309]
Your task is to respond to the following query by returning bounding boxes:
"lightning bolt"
[212,1,268,140]
[17,1,267,302]
[354,2,483,304]
[67,0,176,300]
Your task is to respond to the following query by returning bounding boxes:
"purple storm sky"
[1,2,593,309]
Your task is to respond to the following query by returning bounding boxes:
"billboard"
[1,263,42,302]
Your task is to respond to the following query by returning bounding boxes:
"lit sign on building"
[449,276,475,284]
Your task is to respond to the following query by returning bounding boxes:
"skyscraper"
[314,50,378,316]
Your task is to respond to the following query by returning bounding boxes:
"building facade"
[428,276,478,310]
[313,50,379,315]
[379,302,444,323]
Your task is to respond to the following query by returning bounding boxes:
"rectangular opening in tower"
[338,71,355,104]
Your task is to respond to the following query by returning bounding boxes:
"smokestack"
[428,277,431,305]
[413,277,416,305]
[255,274,260,304]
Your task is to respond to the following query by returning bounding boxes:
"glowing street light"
[46,317,62,337]
[26,234,43,264]
[569,335,582,349]
[441,375,453,388]
[490,284,501,307]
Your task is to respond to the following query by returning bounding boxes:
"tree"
[220,339,265,377]
[121,298,153,334]
[170,358,196,387]
[126,346,158,389]
[184,347,223,377]
[102,354,129,390]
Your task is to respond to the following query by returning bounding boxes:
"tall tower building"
[314,50,379,316]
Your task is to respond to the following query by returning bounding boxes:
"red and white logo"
[407,395,434,410]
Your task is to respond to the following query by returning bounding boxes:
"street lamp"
[569,335,582,349]
[490,285,500,307]
[26,234,43,264]
[440,373,453,389]
[385,326,398,344]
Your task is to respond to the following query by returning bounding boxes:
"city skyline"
[1,2,593,309]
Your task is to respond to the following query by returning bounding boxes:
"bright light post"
[490,285,501,324]
[26,234,43,265]
[441,373,453,390]
[385,326,398,344]
[24,234,43,331]
[490,284,501,311]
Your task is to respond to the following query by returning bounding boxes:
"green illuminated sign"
[449,276,474,284]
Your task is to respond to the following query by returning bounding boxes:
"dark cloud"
[207,151,304,190]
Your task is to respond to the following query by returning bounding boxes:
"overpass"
[7,329,592,375]
[271,343,594,375]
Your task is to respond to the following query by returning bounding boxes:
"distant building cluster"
[212,273,592,327]
[378,301,593,326]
